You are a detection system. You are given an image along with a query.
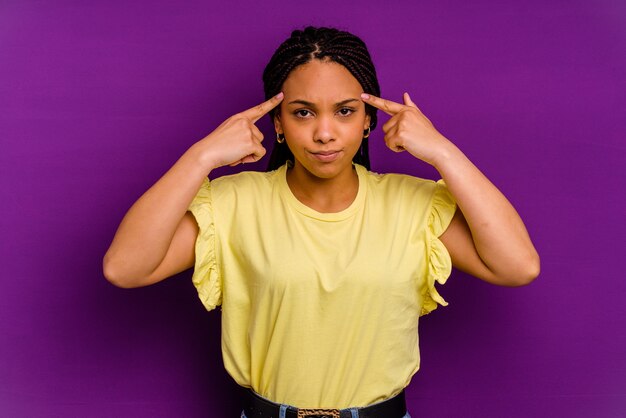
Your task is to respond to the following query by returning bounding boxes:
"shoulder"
[211,169,280,194]
[203,169,282,218]
[360,166,440,196]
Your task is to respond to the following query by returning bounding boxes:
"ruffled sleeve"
[187,177,222,311]
[420,179,457,316]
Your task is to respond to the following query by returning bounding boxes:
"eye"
[293,109,312,118]
[338,107,356,117]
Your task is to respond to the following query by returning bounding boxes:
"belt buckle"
[296,409,340,418]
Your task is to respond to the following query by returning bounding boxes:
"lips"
[309,150,342,162]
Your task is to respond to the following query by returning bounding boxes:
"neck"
[286,162,359,213]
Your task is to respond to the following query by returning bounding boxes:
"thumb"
[403,92,418,108]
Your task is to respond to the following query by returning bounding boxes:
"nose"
[313,114,335,144]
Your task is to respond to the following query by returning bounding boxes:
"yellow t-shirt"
[187,162,457,409]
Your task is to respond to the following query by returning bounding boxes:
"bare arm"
[362,92,539,286]
[436,148,540,286]
[102,148,209,288]
[103,93,284,288]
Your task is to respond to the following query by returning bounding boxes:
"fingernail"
[361,93,370,100]
[275,92,284,99]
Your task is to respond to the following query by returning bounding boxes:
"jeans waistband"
[243,389,407,418]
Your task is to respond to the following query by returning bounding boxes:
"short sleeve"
[186,177,222,311]
[420,179,457,316]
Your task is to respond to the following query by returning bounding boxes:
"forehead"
[282,60,362,100]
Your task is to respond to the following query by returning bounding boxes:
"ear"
[364,113,371,130]
[273,112,283,133]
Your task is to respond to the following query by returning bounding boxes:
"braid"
[263,26,381,171]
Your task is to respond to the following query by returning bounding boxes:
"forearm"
[103,143,213,284]
[358,92,539,284]
[434,140,540,283]
[103,93,283,286]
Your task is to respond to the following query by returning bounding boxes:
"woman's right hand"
[103,92,284,288]
[195,92,284,170]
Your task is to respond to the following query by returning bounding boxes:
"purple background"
[1,1,624,417]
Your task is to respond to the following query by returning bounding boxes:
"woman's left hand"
[363,93,540,286]
[361,92,453,167]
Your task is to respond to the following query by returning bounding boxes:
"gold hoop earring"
[363,126,371,139]
[276,133,285,144]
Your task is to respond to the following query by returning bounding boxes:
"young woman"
[104,26,540,418]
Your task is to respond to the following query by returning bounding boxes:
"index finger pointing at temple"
[361,93,404,116]
[242,92,284,123]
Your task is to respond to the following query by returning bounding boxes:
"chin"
[302,160,353,180]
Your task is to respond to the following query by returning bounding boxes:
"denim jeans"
[241,409,412,418]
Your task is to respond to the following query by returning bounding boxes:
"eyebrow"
[287,98,360,107]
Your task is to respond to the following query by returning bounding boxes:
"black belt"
[244,389,407,418]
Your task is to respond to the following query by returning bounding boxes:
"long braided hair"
[263,26,381,171]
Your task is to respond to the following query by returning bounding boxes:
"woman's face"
[274,59,370,180]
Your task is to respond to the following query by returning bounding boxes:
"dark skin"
[104,60,539,289]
